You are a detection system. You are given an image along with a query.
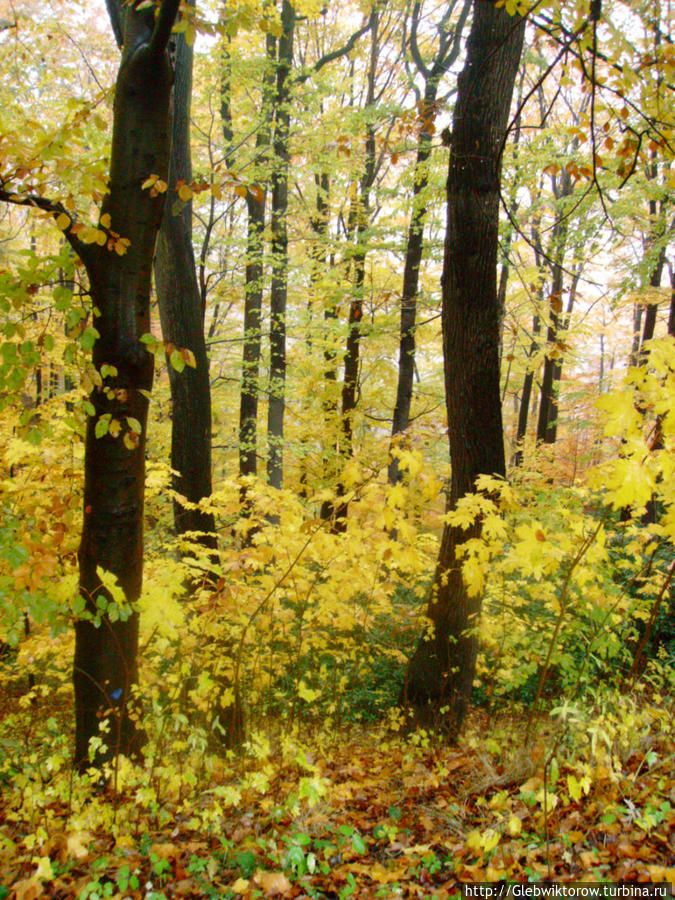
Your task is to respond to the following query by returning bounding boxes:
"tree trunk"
[155,28,216,546]
[266,0,295,490]
[388,91,435,485]
[332,9,379,528]
[74,1,180,768]
[403,0,525,735]
[512,313,540,468]
[234,34,276,480]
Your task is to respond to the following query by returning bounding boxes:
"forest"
[0,0,673,896]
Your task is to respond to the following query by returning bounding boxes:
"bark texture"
[74,1,179,768]
[403,0,525,734]
[266,0,295,490]
[155,29,216,546]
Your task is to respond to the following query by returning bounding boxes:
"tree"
[403,0,525,734]
[1,0,182,766]
[154,18,217,547]
[387,0,470,486]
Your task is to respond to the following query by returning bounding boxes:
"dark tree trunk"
[155,28,216,546]
[388,0,470,485]
[403,0,525,735]
[266,0,295,490]
[545,269,579,445]
[234,34,276,480]
[74,1,180,768]
[512,313,540,468]
[388,97,434,485]
[331,9,379,528]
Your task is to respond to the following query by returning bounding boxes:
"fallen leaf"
[253,870,292,896]
[11,878,43,900]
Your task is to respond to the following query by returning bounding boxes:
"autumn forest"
[0,0,673,896]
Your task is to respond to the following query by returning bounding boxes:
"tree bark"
[388,0,470,485]
[233,34,276,480]
[74,0,180,768]
[387,93,434,486]
[512,313,540,468]
[403,0,525,735]
[266,0,295,490]
[155,27,216,546]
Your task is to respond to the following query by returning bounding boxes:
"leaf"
[351,833,367,854]
[33,857,53,881]
[507,814,522,836]
[126,417,142,435]
[178,183,193,202]
[142,174,159,190]
[234,184,248,199]
[230,878,249,894]
[99,213,111,229]
[253,871,292,896]
[56,212,71,231]
[11,878,43,900]
[297,681,321,703]
[95,415,111,439]
[170,349,186,373]
[182,348,196,368]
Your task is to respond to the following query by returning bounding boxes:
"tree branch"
[105,0,125,49]
[409,3,430,81]
[148,0,182,58]
[0,187,97,273]
[295,18,372,84]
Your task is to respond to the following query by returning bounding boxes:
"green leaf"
[95,414,111,439]
[170,349,186,373]
[352,833,367,855]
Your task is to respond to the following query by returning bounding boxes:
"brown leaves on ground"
[1,711,673,899]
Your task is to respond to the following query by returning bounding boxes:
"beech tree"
[403,0,525,733]
[2,0,182,765]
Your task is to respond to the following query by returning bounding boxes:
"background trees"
[0,0,673,797]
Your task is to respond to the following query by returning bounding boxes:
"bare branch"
[295,18,372,84]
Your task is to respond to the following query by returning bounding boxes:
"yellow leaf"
[230,877,249,894]
[178,183,193,202]
[482,829,500,853]
[94,228,107,246]
[297,681,321,703]
[507,814,522,836]
[142,174,159,190]
[33,857,53,881]
[234,184,248,199]
[99,213,111,229]
[56,212,71,231]
[466,829,483,853]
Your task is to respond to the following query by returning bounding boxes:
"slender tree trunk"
[388,89,435,485]
[74,1,180,768]
[403,0,525,735]
[512,313,540,468]
[332,9,379,527]
[545,269,579,446]
[155,29,216,546]
[266,0,295,490]
[233,34,276,480]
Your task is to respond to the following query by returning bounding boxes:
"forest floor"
[1,704,674,899]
